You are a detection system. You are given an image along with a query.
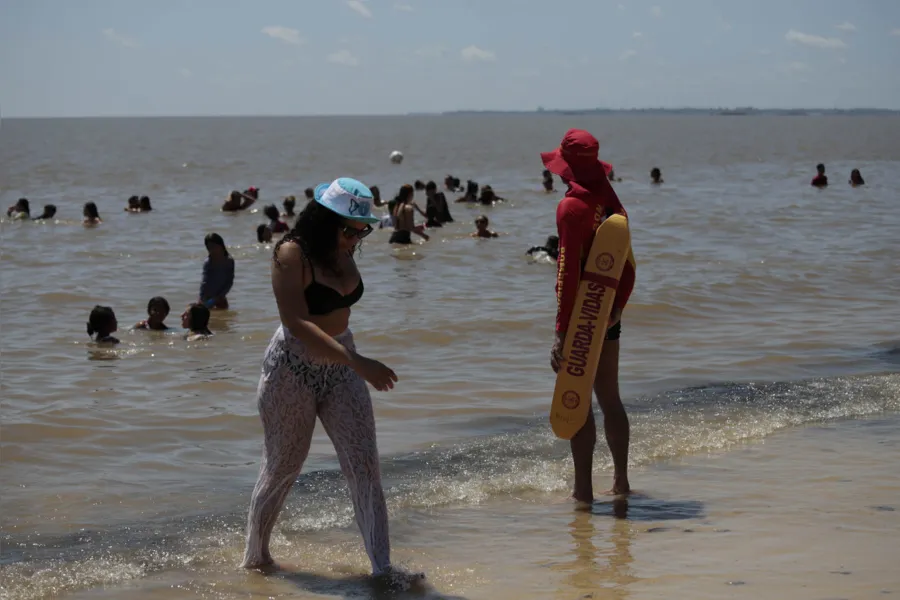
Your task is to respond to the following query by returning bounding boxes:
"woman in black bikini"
[241,178,419,582]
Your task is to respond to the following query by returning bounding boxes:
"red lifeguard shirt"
[555,180,636,333]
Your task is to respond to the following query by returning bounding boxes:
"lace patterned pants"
[241,327,391,574]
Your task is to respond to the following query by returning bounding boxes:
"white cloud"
[461,45,496,62]
[785,29,847,49]
[347,0,373,18]
[835,22,856,32]
[178,68,192,79]
[327,49,360,66]
[632,31,643,39]
[787,61,808,72]
[102,28,138,48]
[394,2,413,11]
[650,6,663,18]
[620,49,637,61]
[891,28,900,36]
[261,26,304,45]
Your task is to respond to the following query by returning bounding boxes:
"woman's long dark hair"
[273,200,356,273]
[204,232,230,257]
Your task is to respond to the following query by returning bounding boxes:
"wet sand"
[49,414,899,600]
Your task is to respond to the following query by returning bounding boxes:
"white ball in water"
[390,151,404,164]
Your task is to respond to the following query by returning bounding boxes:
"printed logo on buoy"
[596,252,615,272]
[562,390,580,410]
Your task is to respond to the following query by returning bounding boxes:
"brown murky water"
[2,115,899,598]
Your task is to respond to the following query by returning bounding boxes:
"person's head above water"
[127,195,140,209]
[34,204,56,220]
[87,305,117,339]
[650,167,662,180]
[850,168,865,185]
[304,187,314,201]
[204,232,230,259]
[263,204,281,222]
[274,177,378,273]
[139,196,152,211]
[475,215,489,230]
[257,223,273,243]
[425,181,437,193]
[182,302,211,333]
[414,180,425,190]
[546,235,560,251]
[147,296,170,323]
[83,202,100,220]
[816,163,826,174]
[283,196,296,213]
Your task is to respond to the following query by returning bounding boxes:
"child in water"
[542,169,555,193]
[263,204,290,233]
[282,196,296,218]
[471,215,499,238]
[526,235,560,260]
[257,223,273,243]
[87,305,119,344]
[811,163,828,188]
[125,196,140,212]
[650,167,664,185]
[83,202,102,226]
[182,303,213,341]
[7,198,30,219]
[134,296,171,331]
[849,169,865,186]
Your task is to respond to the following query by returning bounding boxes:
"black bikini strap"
[307,257,316,282]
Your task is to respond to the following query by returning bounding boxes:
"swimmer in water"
[134,296,171,331]
[257,223,274,243]
[83,202,102,226]
[455,180,479,203]
[541,128,637,501]
[87,305,119,344]
[6,198,30,219]
[414,180,425,191]
[650,167,663,185]
[125,196,141,212]
[264,204,290,233]
[526,235,560,260]
[282,196,296,218]
[304,187,315,204]
[389,184,429,244]
[849,169,865,187]
[471,215,499,238]
[424,180,453,227]
[811,163,828,188]
[199,233,235,310]
[543,169,555,193]
[182,303,213,341]
[478,185,504,205]
[139,196,152,212]
[241,177,422,584]
[33,204,57,221]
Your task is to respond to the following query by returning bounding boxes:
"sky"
[2,0,900,117]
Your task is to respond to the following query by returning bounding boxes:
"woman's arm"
[272,243,358,365]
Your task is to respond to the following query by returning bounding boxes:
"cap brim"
[345,214,380,225]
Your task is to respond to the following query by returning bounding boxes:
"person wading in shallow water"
[241,177,423,586]
[541,129,637,503]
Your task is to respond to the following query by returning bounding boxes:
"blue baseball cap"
[313,177,380,225]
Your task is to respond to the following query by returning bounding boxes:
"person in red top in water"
[811,163,828,188]
[541,128,637,502]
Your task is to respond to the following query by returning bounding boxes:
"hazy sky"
[2,0,899,117]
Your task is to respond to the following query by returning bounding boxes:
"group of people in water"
[811,164,866,188]
[83,232,233,345]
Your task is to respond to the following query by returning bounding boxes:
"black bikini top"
[304,259,364,315]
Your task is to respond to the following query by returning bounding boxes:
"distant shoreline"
[3,107,899,119]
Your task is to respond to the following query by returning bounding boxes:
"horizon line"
[3,106,899,119]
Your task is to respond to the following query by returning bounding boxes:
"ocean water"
[1,114,899,599]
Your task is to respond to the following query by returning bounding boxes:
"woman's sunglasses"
[342,224,373,239]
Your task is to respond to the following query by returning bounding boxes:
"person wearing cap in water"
[541,128,637,502]
[241,178,421,583]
